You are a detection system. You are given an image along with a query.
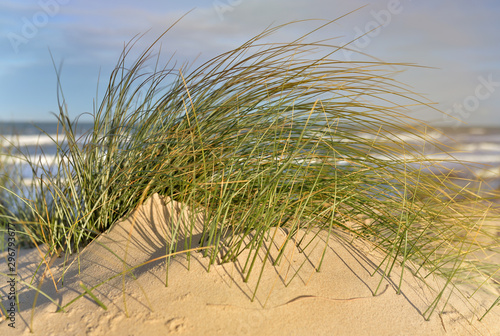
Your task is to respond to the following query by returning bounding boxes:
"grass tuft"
[1,17,499,322]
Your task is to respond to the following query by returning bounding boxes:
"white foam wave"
[476,167,500,179]
[457,143,500,152]
[2,154,60,166]
[1,134,63,146]
[424,153,500,163]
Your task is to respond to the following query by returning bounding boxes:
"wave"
[475,167,500,179]
[456,142,500,152]
[0,133,90,147]
[2,154,60,166]
[424,153,500,163]
[1,134,65,146]
[353,131,443,143]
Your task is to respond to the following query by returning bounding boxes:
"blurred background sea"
[0,122,499,202]
[0,122,93,185]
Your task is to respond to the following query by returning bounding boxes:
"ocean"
[0,121,94,182]
[0,122,499,199]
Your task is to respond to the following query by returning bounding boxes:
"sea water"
[0,122,499,198]
[0,121,94,182]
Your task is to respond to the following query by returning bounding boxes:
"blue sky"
[1,0,499,127]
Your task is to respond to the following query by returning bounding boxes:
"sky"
[0,0,499,127]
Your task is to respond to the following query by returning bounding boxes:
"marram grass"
[1,18,499,323]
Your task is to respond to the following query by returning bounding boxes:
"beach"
[1,28,499,335]
[1,194,499,335]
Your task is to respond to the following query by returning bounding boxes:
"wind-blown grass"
[1,18,499,322]
[0,140,31,248]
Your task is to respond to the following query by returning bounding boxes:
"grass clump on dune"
[1,17,499,321]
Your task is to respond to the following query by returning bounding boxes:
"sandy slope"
[1,194,499,335]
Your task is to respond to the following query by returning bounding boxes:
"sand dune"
[1,194,499,335]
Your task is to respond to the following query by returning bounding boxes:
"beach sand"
[1,194,499,335]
